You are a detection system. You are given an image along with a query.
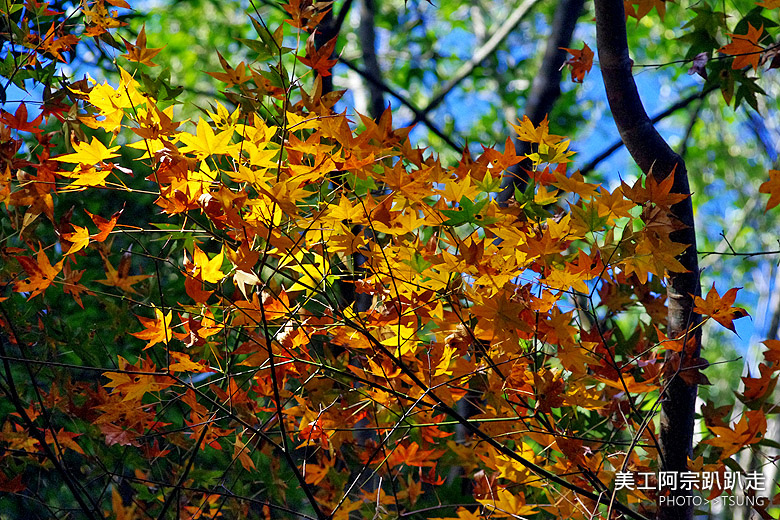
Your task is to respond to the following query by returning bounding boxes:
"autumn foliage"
[1,1,779,519]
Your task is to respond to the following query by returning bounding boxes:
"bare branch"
[410,0,542,125]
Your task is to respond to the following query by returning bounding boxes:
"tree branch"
[410,0,541,125]
[580,85,716,176]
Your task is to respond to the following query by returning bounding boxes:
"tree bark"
[593,2,702,520]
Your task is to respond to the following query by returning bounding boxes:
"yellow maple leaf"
[478,488,539,517]
[57,137,120,165]
[63,225,90,254]
[185,245,226,284]
[178,119,234,158]
[58,165,112,190]
[510,114,563,146]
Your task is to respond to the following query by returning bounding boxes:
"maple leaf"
[477,488,538,518]
[121,25,163,66]
[622,169,688,208]
[233,433,256,471]
[629,0,670,21]
[693,285,749,333]
[740,363,778,401]
[758,169,780,211]
[687,52,709,79]
[560,43,594,83]
[0,473,24,494]
[297,34,338,76]
[61,263,89,308]
[763,339,780,364]
[205,52,252,87]
[102,356,173,402]
[704,410,766,459]
[233,269,261,299]
[99,423,140,447]
[178,119,234,158]
[386,442,443,468]
[109,487,137,520]
[169,351,211,373]
[37,25,80,62]
[58,164,112,190]
[43,428,84,457]
[719,23,765,71]
[57,137,120,165]
[96,248,152,295]
[184,245,226,284]
[14,246,64,298]
[0,103,44,134]
[510,114,563,145]
[131,306,174,349]
[283,0,331,30]
[63,225,90,254]
[86,208,123,242]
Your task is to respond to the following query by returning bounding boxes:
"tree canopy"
[1,1,779,520]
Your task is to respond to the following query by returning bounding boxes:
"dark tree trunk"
[357,0,385,120]
[593,2,702,519]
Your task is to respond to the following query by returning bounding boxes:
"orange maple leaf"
[14,246,64,299]
[560,43,594,83]
[297,34,338,76]
[120,25,163,66]
[741,362,778,401]
[283,0,331,30]
[758,169,780,211]
[386,442,442,468]
[693,285,749,333]
[96,248,152,295]
[704,410,766,459]
[719,23,765,71]
[131,307,174,349]
[103,356,173,401]
[622,168,688,208]
[43,428,84,458]
[86,208,123,242]
[763,339,780,364]
[204,52,252,87]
